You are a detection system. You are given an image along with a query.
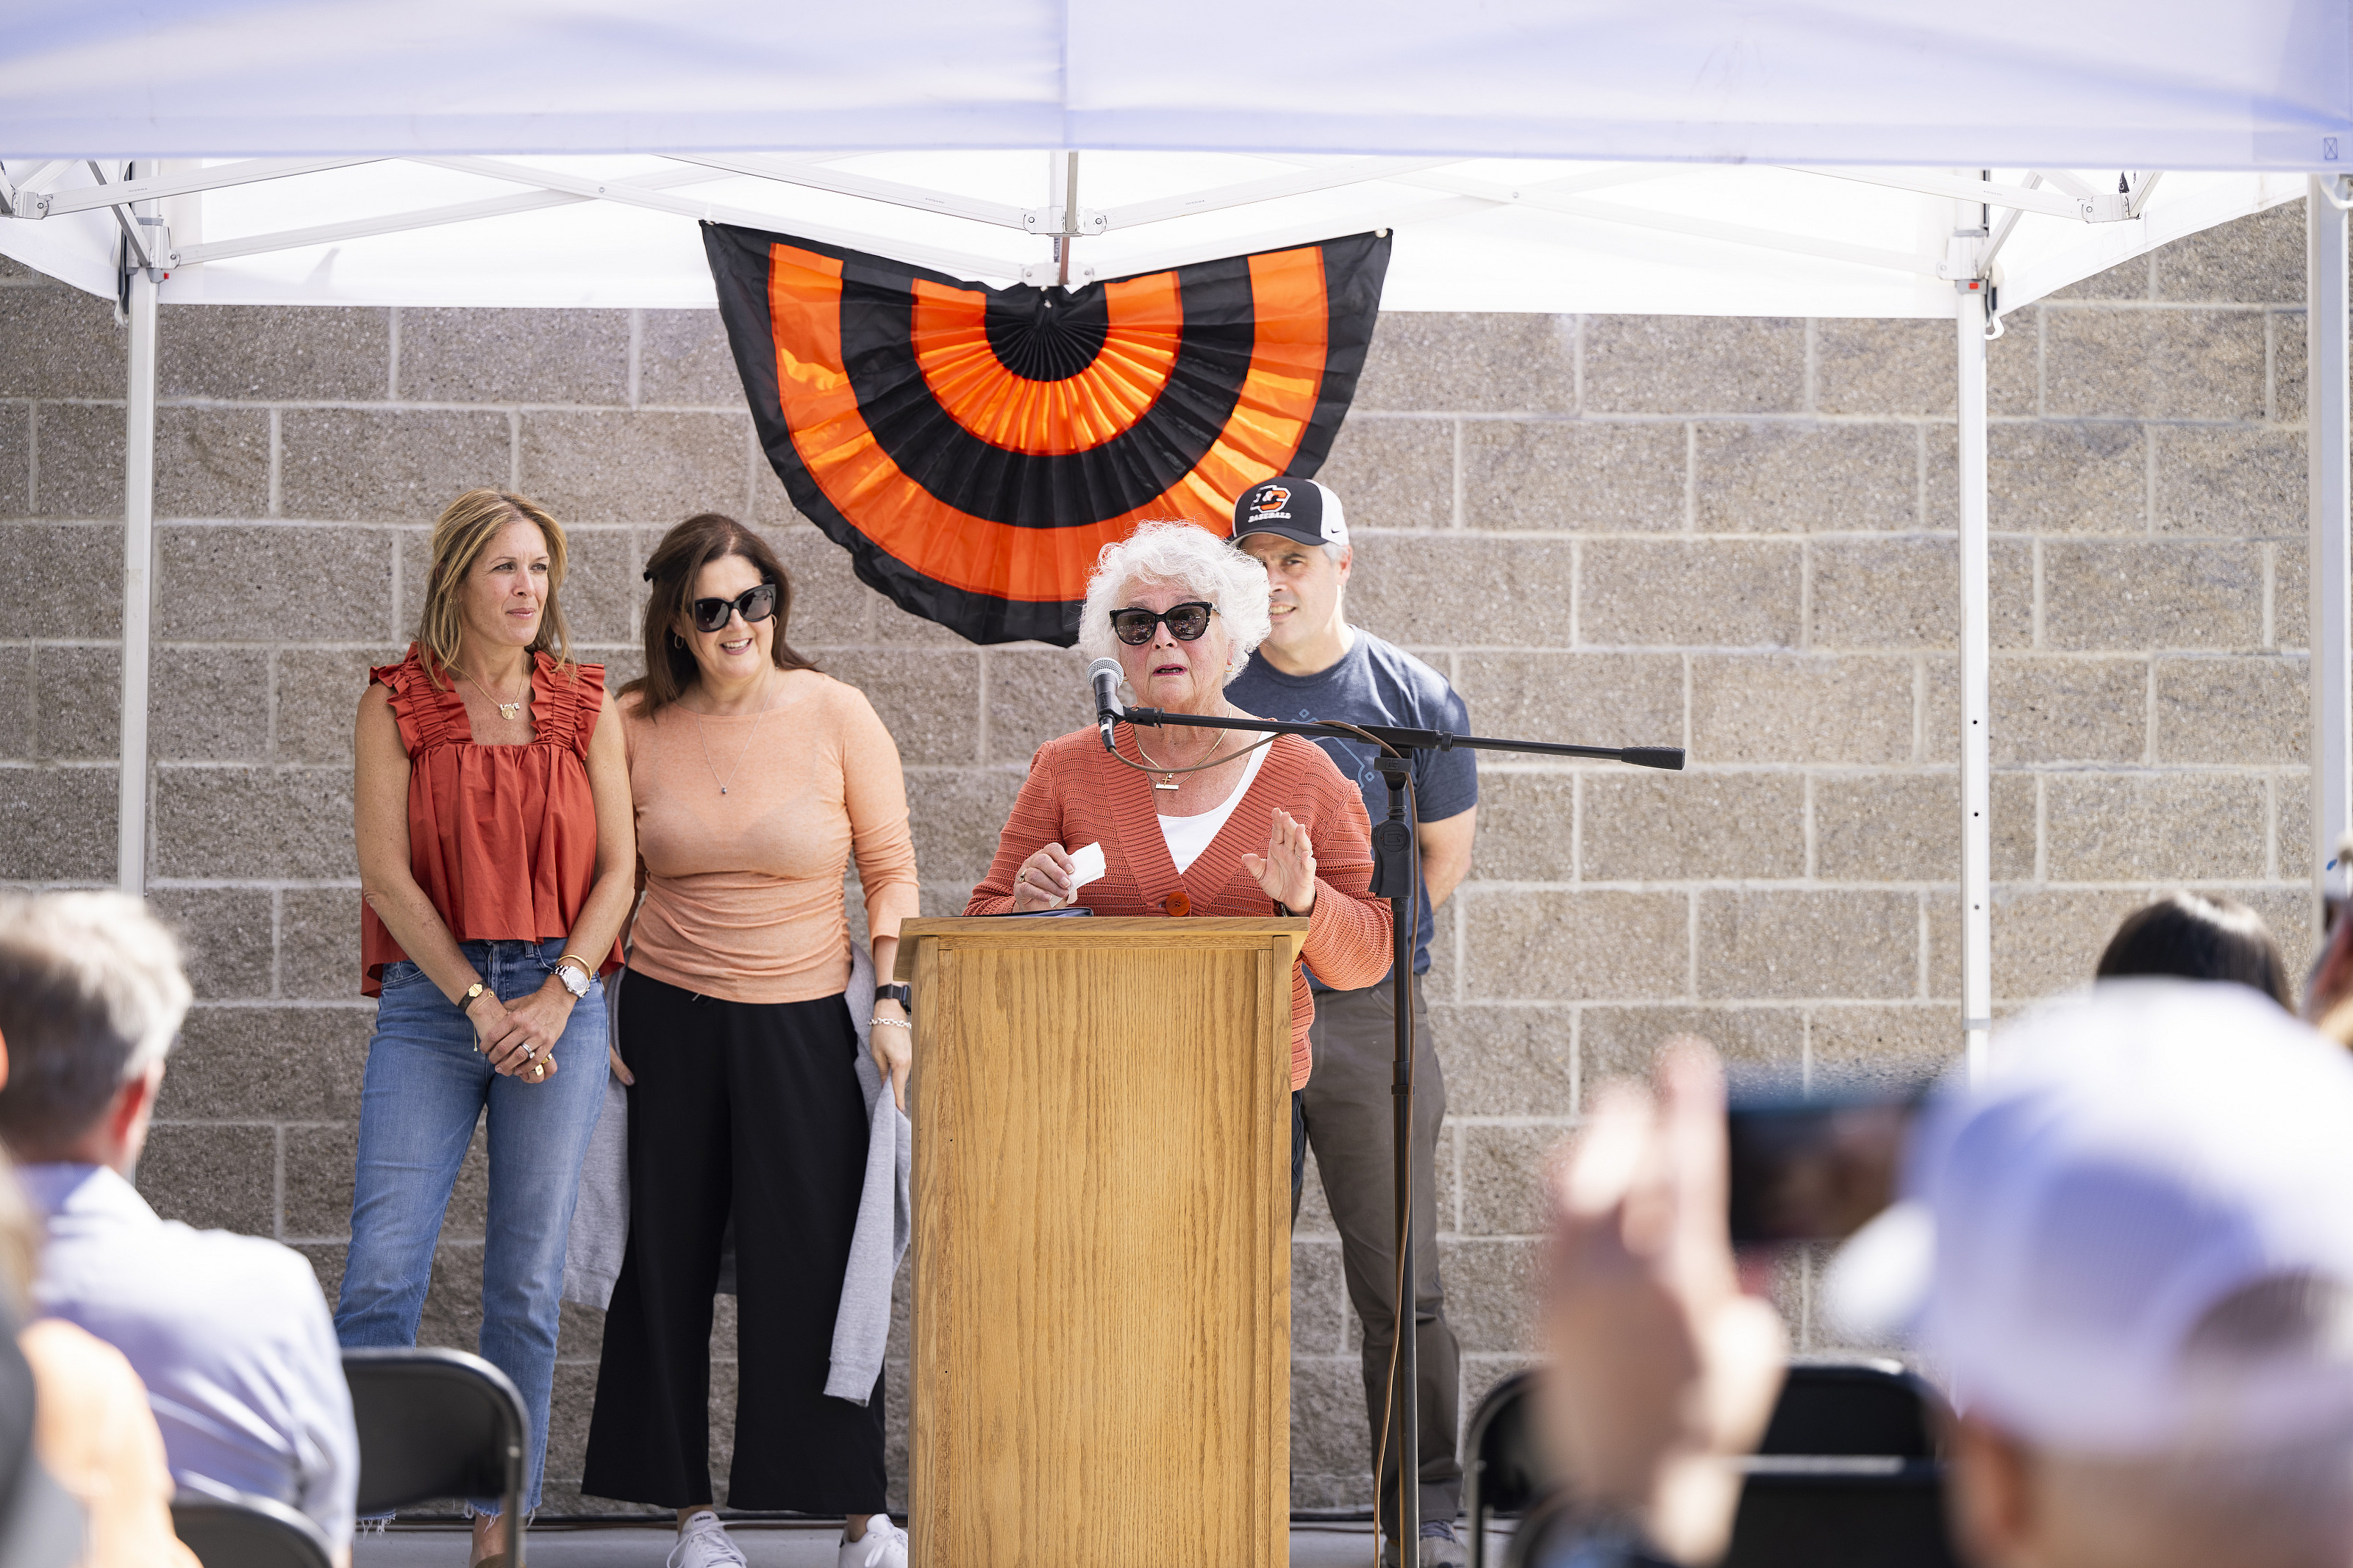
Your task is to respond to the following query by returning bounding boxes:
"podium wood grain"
[895,917,1309,1568]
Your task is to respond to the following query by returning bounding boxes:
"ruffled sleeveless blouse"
[359,645,621,996]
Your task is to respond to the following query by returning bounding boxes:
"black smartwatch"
[874,984,911,1008]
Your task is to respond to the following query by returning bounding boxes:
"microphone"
[1087,658,1124,752]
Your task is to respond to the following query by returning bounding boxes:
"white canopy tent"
[4,0,2351,1075]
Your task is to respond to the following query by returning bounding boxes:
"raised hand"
[1242,808,1318,914]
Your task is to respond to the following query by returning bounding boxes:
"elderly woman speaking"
[968,522,1391,1195]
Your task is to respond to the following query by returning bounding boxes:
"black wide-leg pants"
[582,970,886,1513]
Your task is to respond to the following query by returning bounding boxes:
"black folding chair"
[170,1491,335,1568]
[1724,1359,1959,1568]
[1464,1368,1547,1568]
[342,1347,529,1564]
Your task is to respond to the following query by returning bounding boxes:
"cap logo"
[1249,485,1293,523]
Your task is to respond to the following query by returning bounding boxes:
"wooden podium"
[893,916,1310,1568]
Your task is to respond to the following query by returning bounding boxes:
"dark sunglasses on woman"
[1108,601,1217,645]
[691,582,779,634]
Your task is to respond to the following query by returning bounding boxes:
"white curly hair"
[1077,520,1273,701]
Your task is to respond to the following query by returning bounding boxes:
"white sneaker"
[838,1514,908,1568]
[668,1511,747,1568]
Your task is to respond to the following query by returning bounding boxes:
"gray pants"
[1296,978,1462,1531]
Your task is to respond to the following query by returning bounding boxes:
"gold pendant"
[496,702,523,720]
[1154,774,1179,792]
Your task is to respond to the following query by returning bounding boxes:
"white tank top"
[1157,740,1271,873]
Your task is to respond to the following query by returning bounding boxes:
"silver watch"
[554,958,593,998]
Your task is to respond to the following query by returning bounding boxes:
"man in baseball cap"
[1533,981,2353,1568]
[1226,475,1479,1567]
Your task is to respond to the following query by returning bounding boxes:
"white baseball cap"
[1830,979,2353,1454]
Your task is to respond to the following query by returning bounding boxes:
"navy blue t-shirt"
[1226,631,1477,985]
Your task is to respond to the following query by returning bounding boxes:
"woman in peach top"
[582,515,919,1568]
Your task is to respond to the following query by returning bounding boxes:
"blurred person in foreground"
[2094,891,2291,1009]
[1226,478,1478,1567]
[1535,981,2353,1568]
[0,894,356,1564]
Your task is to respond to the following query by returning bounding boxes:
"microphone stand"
[1111,703,1684,1567]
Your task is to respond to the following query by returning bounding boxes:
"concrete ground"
[351,1519,1508,1566]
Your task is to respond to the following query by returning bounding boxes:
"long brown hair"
[625,514,817,715]
[415,489,573,687]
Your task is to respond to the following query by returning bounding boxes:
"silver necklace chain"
[690,681,779,795]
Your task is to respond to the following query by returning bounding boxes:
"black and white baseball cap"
[1230,477,1347,549]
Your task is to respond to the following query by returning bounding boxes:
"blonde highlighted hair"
[415,489,574,687]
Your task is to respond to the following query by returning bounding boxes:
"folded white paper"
[1067,842,1107,894]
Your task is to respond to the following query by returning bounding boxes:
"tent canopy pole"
[1957,239,1993,1081]
[2310,177,2352,920]
[116,166,157,896]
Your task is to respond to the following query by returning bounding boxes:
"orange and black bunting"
[703,221,1390,645]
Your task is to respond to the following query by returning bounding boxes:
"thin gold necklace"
[454,663,528,722]
[1135,728,1229,793]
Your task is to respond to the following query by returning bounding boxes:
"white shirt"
[1157,740,1270,873]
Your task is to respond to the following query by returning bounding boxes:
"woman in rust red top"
[967,521,1391,1205]
[346,489,635,1566]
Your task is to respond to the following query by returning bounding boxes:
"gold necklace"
[1135,730,1224,793]
[455,664,528,722]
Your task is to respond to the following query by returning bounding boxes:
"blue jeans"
[335,938,607,1513]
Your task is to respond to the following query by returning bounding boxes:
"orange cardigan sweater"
[967,727,1393,1088]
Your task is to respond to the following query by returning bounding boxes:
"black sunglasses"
[690,582,778,634]
[1109,601,1217,645]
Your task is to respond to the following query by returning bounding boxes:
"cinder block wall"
[0,202,2317,1513]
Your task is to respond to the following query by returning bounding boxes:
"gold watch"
[460,981,487,1012]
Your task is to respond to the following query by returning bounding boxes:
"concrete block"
[638,309,743,407]
[2043,772,2267,881]
[136,1123,275,1236]
[519,411,751,526]
[1580,538,1801,648]
[0,524,121,638]
[0,287,126,399]
[1815,770,2035,883]
[1462,420,1685,532]
[274,646,404,765]
[902,767,1026,887]
[1991,538,2035,649]
[156,406,270,518]
[152,766,357,879]
[868,591,971,648]
[2236,885,2320,982]
[1437,1236,1543,1353]
[1290,1356,1376,1498]
[1697,889,1918,1000]
[2279,771,2311,885]
[1810,537,1959,650]
[1979,422,2146,534]
[1352,312,1575,413]
[2044,308,2266,420]
[1462,889,1688,1000]
[280,887,364,1000]
[1290,1237,1350,1355]
[1581,1004,1804,1081]
[1693,422,1918,532]
[1926,656,2149,766]
[983,646,1090,764]
[0,404,27,518]
[2040,540,2263,651]
[34,401,124,518]
[1806,1004,1962,1089]
[2277,308,2307,424]
[1689,654,1915,765]
[2277,535,2308,652]
[1582,318,1804,415]
[33,642,118,762]
[0,764,115,881]
[280,409,513,522]
[158,305,390,400]
[282,1124,356,1241]
[147,886,274,1000]
[1425,1004,1575,1117]
[1814,320,1954,417]
[157,524,393,641]
[295,1245,344,1314]
[1466,771,1577,882]
[1296,1146,1335,1236]
[2154,202,2305,304]
[1317,416,1452,531]
[1582,770,1804,881]
[396,307,630,404]
[2153,656,2307,764]
[2154,426,2304,537]
[1340,535,1576,648]
[150,645,271,762]
[1932,886,2150,1000]
[756,525,874,648]
[2050,257,2152,301]
[0,648,27,759]
[1460,1124,1571,1236]
[437,1125,493,1245]
[821,649,979,767]
[552,526,638,645]
[1454,653,1683,750]
[415,1242,485,1349]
